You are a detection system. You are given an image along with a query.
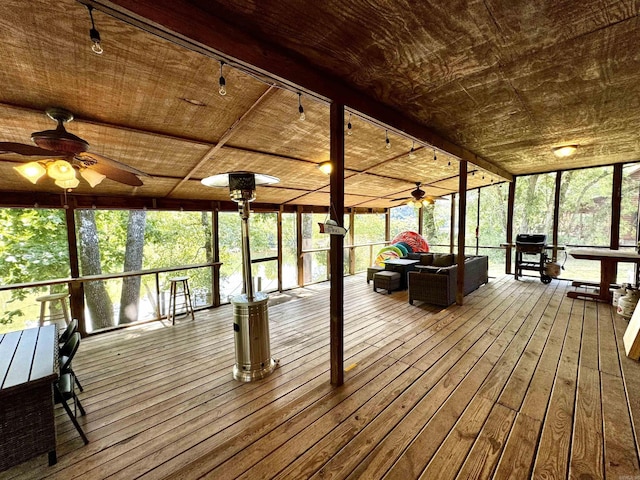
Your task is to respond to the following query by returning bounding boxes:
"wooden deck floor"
[3,274,640,479]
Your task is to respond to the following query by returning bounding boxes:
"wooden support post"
[296,206,303,287]
[475,188,481,256]
[456,161,468,305]
[385,209,391,243]
[329,102,345,386]
[64,202,86,336]
[348,208,356,275]
[506,179,516,274]
[418,206,424,236]
[450,194,456,254]
[212,206,221,306]
[611,163,623,250]
[277,206,283,291]
[553,172,561,262]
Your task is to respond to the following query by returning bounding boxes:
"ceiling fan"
[391,182,440,206]
[0,108,149,189]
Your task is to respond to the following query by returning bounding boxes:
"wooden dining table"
[568,248,640,303]
[0,325,58,471]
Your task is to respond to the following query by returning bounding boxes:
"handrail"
[0,262,222,292]
[251,256,277,264]
[302,240,389,255]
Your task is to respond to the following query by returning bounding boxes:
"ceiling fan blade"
[0,142,64,157]
[390,196,409,201]
[77,152,150,177]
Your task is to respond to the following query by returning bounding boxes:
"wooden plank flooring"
[3,274,640,479]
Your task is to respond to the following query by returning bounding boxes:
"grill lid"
[516,233,547,245]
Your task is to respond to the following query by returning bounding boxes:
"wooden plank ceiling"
[0,0,638,208]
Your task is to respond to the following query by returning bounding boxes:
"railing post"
[155,272,161,319]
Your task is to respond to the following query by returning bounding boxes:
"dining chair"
[59,332,84,392]
[58,318,78,346]
[54,372,88,444]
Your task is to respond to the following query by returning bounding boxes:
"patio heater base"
[231,292,278,382]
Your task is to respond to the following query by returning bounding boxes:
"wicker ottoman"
[366,266,385,284]
[373,271,401,294]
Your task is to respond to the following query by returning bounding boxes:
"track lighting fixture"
[385,130,391,149]
[298,93,305,121]
[409,141,416,159]
[347,113,352,136]
[218,61,227,96]
[86,5,103,55]
[447,161,451,167]
[433,149,437,162]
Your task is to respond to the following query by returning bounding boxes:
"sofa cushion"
[406,252,422,261]
[433,253,454,267]
[419,253,434,265]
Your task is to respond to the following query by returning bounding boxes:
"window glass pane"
[74,209,213,332]
[558,167,612,282]
[423,196,451,249]
[354,212,386,270]
[354,213,385,244]
[282,213,298,289]
[558,166,612,247]
[620,164,640,248]
[478,183,509,272]
[390,205,419,238]
[0,207,70,332]
[466,189,479,252]
[513,173,556,239]
[219,211,242,301]
[617,165,640,283]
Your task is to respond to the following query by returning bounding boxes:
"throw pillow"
[433,253,454,267]
[419,253,434,265]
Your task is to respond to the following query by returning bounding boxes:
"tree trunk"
[202,211,212,263]
[119,210,147,324]
[77,209,114,330]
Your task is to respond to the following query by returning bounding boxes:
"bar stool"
[167,276,195,325]
[36,292,71,327]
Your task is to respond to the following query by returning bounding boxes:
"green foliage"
[0,208,70,286]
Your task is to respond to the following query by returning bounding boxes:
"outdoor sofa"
[408,253,489,307]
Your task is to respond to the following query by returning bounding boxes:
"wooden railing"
[0,262,221,336]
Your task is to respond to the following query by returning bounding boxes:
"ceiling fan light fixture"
[318,161,332,175]
[552,145,578,158]
[81,168,107,188]
[47,159,76,181]
[55,177,80,190]
[14,162,46,184]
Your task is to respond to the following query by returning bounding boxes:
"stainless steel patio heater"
[201,171,279,382]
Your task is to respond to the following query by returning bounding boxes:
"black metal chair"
[59,332,84,392]
[58,318,78,346]
[54,372,88,444]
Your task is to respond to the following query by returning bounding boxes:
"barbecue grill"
[515,233,552,284]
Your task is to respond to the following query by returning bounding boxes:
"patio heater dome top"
[201,171,280,188]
